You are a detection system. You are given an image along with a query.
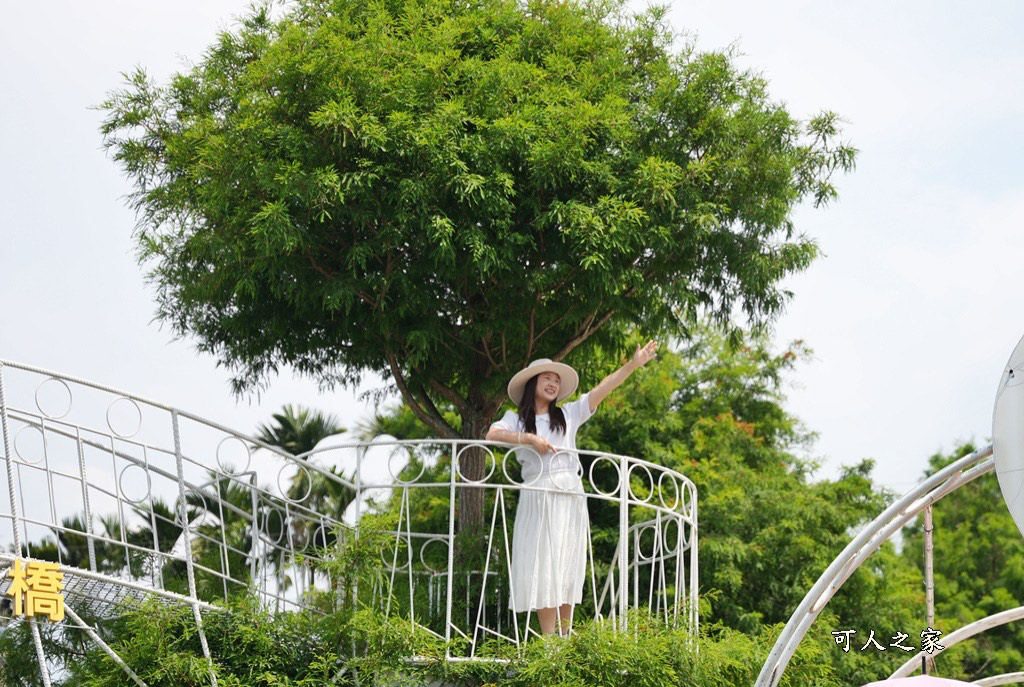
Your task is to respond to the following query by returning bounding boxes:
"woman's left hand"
[631,340,658,368]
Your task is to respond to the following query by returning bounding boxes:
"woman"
[486,340,658,636]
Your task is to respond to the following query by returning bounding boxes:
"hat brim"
[507,361,579,406]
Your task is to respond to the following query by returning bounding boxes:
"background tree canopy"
[101,0,855,446]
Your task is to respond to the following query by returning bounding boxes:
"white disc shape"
[994,332,1024,538]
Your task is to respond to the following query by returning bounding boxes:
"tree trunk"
[457,413,489,535]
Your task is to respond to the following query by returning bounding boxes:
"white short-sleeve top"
[489,392,596,482]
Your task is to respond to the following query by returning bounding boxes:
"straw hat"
[506,358,579,405]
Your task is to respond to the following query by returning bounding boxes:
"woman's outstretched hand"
[631,340,658,369]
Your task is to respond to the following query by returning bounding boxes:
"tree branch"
[305,251,336,280]
[385,352,457,438]
[546,265,580,295]
[551,285,639,362]
[526,296,538,358]
[487,392,506,418]
[534,304,579,346]
[306,251,376,307]
[481,333,501,374]
[416,384,451,432]
[428,379,471,417]
[552,308,617,361]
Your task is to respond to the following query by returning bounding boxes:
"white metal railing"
[0,359,699,684]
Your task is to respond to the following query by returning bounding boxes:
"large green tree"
[101,0,854,529]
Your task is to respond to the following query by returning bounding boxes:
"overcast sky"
[2,0,1022,500]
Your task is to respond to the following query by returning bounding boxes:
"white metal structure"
[755,444,996,687]
[994,333,1024,539]
[758,333,1024,686]
[888,606,1024,679]
[0,360,698,684]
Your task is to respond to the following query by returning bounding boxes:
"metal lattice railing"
[0,359,698,684]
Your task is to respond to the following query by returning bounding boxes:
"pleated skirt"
[508,470,590,613]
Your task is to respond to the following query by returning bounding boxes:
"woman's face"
[533,371,561,406]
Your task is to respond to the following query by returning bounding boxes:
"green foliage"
[100,0,856,443]
[56,600,843,687]
[64,597,339,687]
[575,329,934,684]
[0,611,102,687]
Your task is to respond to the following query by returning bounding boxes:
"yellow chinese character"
[4,560,65,622]
[25,561,64,622]
[5,559,29,616]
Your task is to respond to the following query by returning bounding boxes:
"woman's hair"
[517,374,566,435]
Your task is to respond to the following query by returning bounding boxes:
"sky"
[2,0,1023,502]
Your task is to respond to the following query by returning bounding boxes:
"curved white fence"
[0,360,699,684]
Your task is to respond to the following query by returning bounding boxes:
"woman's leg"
[536,604,574,635]
[536,607,557,634]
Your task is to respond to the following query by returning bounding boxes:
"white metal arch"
[756,444,995,687]
[889,606,1024,680]
[975,672,1024,686]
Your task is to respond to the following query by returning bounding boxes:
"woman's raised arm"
[586,340,658,413]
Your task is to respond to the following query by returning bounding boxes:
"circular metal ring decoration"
[106,397,143,439]
[634,524,659,562]
[500,445,542,487]
[658,471,681,511]
[994,331,1024,538]
[548,450,583,493]
[382,538,411,570]
[661,517,681,554]
[419,537,449,574]
[587,454,621,497]
[279,463,312,503]
[216,436,252,474]
[119,463,152,504]
[34,377,72,419]
[14,425,46,465]
[310,522,331,552]
[454,443,497,483]
[387,443,426,484]
[260,503,287,545]
[627,462,655,504]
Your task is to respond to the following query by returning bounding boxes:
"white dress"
[489,392,595,613]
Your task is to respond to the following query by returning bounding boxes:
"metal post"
[618,456,629,631]
[690,486,699,642]
[924,504,935,628]
[171,410,219,687]
[75,430,98,572]
[30,620,52,687]
[0,364,24,552]
[0,367,50,686]
[924,503,935,674]
[348,443,364,612]
[445,440,458,656]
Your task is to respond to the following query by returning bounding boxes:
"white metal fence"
[0,359,698,684]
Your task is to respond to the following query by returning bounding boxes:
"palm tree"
[255,404,345,456]
[255,404,354,586]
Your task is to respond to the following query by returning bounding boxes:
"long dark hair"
[517,374,566,435]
